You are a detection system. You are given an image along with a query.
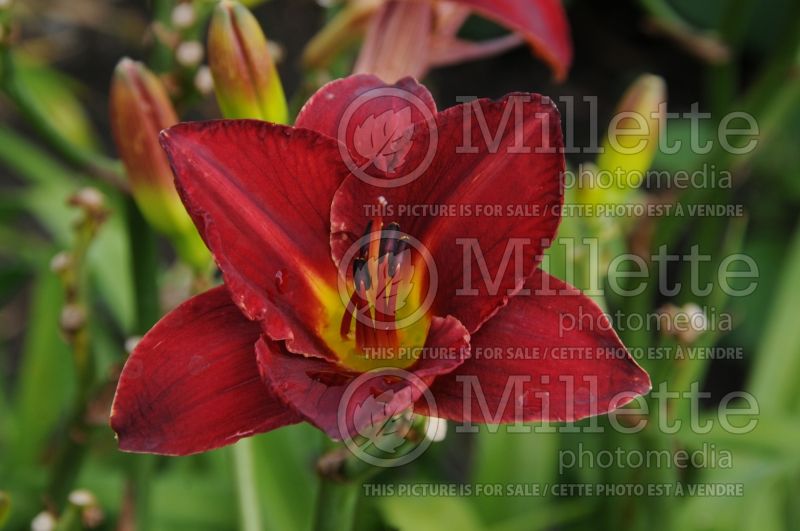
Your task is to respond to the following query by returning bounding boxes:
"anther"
[353,257,371,291]
[380,222,401,258]
[387,238,409,277]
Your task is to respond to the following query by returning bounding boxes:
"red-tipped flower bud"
[110,58,208,269]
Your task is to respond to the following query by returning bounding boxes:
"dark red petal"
[330,94,564,335]
[295,74,436,147]
[418,270,651,423]
[160,121,348,360]
[110,287,299,456]
[452,0,572,81]
[257,315,469,439]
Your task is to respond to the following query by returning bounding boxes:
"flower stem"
[313,477,361,531]
[47,191,108,505]
[312,437,381,531]
[126,198,161,332]
[232,438,264,531]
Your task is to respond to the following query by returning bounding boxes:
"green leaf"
[748,224,800,414]
[471,430,558,523]
[249,424,322,531]
[0,128,134,331]
[379,492,485,531]
[14,56,100,152]
[11,267,75,467]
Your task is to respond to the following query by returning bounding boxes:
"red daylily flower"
[305,0,572,83]
[110,75,650,456]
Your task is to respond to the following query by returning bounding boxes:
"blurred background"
[1,0,800,530]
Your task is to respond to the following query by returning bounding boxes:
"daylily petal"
[330,94,564,335]
[452,0,572,81]
[433,3,472,39]
[418,270,651,424]
[353,0,434,82]
[110,286,299,455]
[295,73,436,143]
[256,315,469,439]
[160,120,349,360]
[427,34,525,69]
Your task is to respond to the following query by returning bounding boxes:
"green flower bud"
[208,1,288,123]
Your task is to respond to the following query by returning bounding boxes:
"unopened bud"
[194,65,214,95]
[68,489,96,508]
[68,489,103,528]
[175,40,204,67]
[110,58,209,270]
[171,3,196,29]
[208,1,288,123]
[31,511,56,531]
[69,187,107,217]
[266,40,285,64]
[124,336,142,354]
[661,303,708,344]
[424,417,447,442]
[591,74,667,202]
[50,251,72,274]
[61,304,86,333]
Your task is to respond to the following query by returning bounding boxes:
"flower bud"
[50,251,72,275]
[590,74,667,203]
[110,58,208,269]
[660,303,708,344]
[171,3,196,29]
[60,304,86,334]
[424,417,447,442]
[176,41,204,67]
[208,1,288,123]
[69,186,107,220]
[31,511,56,531]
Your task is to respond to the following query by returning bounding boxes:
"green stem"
[232,438,264,531]
[637,0,728,64]
[312,436,387,531]
[125,196,161,529]
[149,0,177,73]
[46,411,90,506]
[126,198,161,332]
[47,194,108,505]
[707,0,757,115]
[313,476,361,531]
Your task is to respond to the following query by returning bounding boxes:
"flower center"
[319,215,431,372]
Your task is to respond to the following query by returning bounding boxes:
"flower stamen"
[340,218,414,359]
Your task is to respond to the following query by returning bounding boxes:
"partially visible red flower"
[110,75,648,455]
[305,0,572,83]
